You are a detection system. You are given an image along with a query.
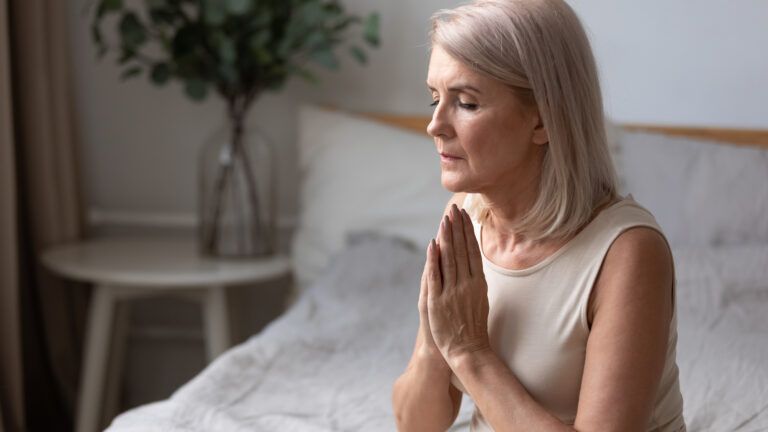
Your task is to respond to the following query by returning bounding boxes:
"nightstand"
[40,236,291,432]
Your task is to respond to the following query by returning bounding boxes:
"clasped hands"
[418,203,491,369]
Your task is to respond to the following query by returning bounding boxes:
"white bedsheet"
[108,238,768,432]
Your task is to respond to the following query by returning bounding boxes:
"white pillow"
[291,105,450,289]
[618,131,768,247]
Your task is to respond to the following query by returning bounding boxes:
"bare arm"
[435,209,674,431]
[392,193,466,431]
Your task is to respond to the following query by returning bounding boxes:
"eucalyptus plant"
[90,0,380,255]
[91,0,380,126]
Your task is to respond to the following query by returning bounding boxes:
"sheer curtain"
[1,0,88,430]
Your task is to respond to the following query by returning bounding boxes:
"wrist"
[448,345,495,376]
[412,346,451,375]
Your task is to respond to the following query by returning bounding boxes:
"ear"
[531,112,549,146]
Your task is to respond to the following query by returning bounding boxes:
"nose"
[426,102,452,139]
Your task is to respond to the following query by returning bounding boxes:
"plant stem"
[204,94,268,254]
[232,97,268,252]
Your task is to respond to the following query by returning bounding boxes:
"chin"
[440,172,467,193]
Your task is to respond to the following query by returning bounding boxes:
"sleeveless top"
[450,193,686,431]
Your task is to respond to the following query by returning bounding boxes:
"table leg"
[76,285,115,432]
[203,285,230,362]
[102,300,131,426]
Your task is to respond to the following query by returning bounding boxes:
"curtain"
[1,0,88,431]
[0,0,23,430]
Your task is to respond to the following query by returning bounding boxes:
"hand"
[427,204,491,365]
[415,241,451,371]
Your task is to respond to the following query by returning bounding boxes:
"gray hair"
[430,0,619,242]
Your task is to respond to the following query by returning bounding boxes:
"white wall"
[572,0,768,128]
[68,0,768,224]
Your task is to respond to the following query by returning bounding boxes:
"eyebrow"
[426,82,483,95]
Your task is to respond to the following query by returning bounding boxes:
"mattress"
[107,237,768,431]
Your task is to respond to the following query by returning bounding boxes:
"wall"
[572,0,768,128]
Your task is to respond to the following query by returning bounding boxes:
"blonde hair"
[430,0,619,242]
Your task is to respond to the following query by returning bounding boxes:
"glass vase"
[198,119,276,257]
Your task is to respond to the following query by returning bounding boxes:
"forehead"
[427,45,503,90]
[427,45,483,87]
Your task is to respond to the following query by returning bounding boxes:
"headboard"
[360,113,768,149]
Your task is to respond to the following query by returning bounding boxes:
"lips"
[440,152,462,164]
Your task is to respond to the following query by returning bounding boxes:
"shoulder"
[603,227,672,275]
[588,226,674,326]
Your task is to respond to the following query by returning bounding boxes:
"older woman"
[391,0,685,431]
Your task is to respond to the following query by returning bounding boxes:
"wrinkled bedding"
[107,238,768,432]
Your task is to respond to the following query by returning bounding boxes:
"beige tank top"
[451,193,686,431]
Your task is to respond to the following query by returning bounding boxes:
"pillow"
[617,131,768,247]
[291,105,450,289]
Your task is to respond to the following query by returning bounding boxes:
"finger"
[427,238,443,296]
[419,244,429,310]
[462,208,483,278]
[450,204,470,280]
[439,214,456,287]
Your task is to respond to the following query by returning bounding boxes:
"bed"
[106,105,768,432]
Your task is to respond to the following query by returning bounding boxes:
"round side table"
[41,236,291,432]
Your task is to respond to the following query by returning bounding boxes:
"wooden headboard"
[361,113,768,149]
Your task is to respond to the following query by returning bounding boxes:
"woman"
[391,0,686,431]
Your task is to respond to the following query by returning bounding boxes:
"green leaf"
[298,2,324,26]
[117,48,135,64]
[363,12,380,47]
[217,63,238,85]
[289,64,319,85]
[303,32,327,50]
[171,25,199,57]
[309,48,339,70]
[248,30,270,51]
[216,38,237,64]
[202,0,226,26]
[252,10,272,28]
[332,15,359,32]
[119,12,147,48]
[184,79,208,101]
[348,45,367,64]
[148,7,177,26]
[276,38,292,60]
[98,0,122,17]
[253,48,273,64]
[120,66,142,80]
[150,63,171,85]
[224,0,251,15]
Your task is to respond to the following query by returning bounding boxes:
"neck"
[478,160,542,248]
